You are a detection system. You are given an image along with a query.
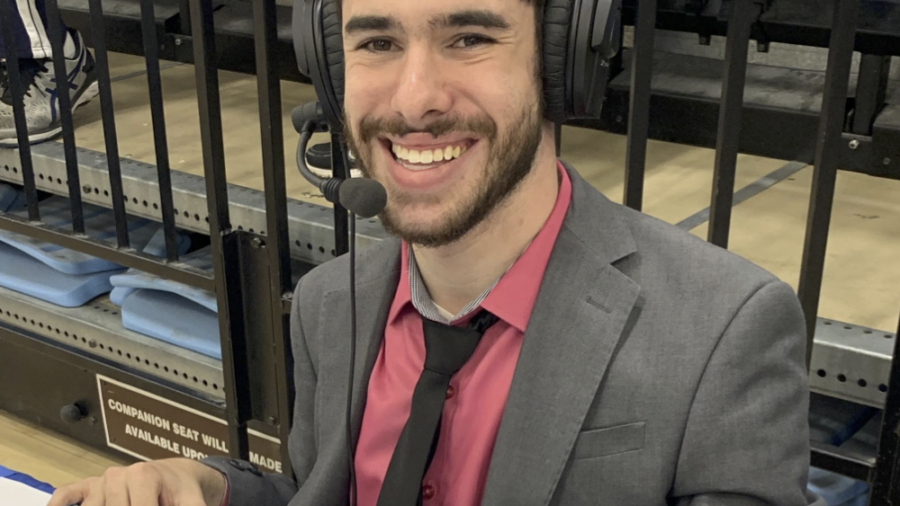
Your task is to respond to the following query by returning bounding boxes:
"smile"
[383,138,476,171]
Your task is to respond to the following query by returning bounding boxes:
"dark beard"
[345,101,543,248]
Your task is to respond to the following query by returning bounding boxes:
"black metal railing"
[0,0,295,469]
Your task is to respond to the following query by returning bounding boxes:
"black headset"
[292,0,623,130]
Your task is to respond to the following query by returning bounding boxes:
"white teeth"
[391,143,468,164]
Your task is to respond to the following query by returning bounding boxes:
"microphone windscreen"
[339,178,388,219]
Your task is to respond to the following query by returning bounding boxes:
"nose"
[390,45,453,126]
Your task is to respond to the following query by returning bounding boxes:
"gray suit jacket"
[205,162,823,505]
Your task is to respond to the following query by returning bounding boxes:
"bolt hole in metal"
[837,374,847,383]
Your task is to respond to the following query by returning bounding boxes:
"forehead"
[341,0,529,28]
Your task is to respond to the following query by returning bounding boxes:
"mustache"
[356,114,498,144]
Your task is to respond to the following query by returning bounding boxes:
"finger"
[80,476,106,506]
[104,471,131,506]
[126,465,161,506]
[46,481,89,506]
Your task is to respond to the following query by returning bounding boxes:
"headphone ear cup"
[320,0,345,117]
[541,0,575,124]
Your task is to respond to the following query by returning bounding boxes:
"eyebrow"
[344,9,511,36]
[430,10,511,30]
[344,15,401,36]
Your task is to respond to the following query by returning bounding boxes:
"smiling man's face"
[341,0,545,248]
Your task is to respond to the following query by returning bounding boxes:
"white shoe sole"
[0,81,99,148]
[306,155,363,180]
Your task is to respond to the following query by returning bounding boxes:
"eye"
[359,38,397,53]
[451,34,495,49]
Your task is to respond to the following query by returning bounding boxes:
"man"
[0,0,97,146]
[48,0,823,504]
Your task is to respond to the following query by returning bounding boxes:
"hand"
[46,458,227,506]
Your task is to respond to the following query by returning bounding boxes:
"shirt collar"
[387,161,573,331]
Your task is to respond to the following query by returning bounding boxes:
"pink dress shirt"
[354,162,573,506]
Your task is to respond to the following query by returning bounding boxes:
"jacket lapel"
[480,165,642,506]
[318,238,402,450]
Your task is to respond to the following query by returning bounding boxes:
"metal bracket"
[809,318,898,409]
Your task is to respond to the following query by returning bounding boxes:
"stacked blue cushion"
[0,184,182,307]
[110,244,220,359]
[808,467,869,505]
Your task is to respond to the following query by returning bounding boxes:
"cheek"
[344,62,397,115]
[457,69,534,126]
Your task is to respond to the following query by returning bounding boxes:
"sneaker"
[305,142,363,179]
[0,30,99,147]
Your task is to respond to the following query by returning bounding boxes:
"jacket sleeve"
[201,276,317,506]
[671,280,825,506]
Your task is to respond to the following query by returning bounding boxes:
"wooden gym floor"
[1,52,899,489]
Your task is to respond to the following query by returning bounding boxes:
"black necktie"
[375,310,499,506]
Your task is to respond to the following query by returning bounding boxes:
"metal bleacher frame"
[0,0,898,502]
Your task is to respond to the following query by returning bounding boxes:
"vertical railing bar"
[623,0,656,212]
[88,0,129,248]
[177,0,192,34]
[140,0,179,262]
[251,0,292,475]
[797,0,860,369]
[850,54,890,136]
[0,2,39,221]
[189,0,250,461]
[869,309,900,502]
[44,0,84,233]
[707,0,756,249]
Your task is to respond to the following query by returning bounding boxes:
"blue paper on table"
[110,245,220,359]
[0,464,54,505]
[0,464,54,496]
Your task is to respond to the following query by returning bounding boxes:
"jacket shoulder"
[616,203,782,293]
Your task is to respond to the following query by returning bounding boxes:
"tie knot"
[421,310,498,376]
